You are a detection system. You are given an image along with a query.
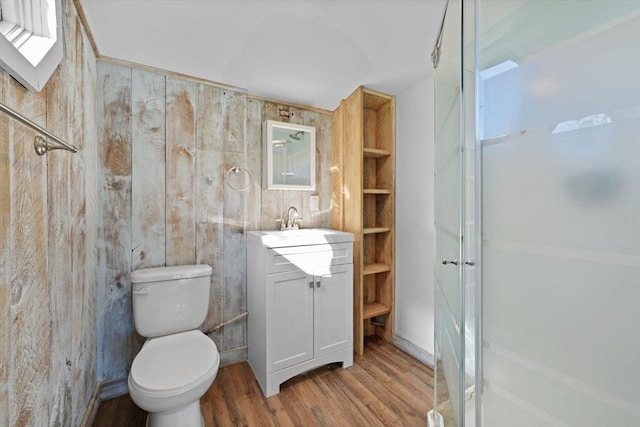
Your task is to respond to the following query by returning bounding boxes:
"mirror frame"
[264,120,316,191]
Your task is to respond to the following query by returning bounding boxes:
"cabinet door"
[266,270,314,373]
[314,264,353,358]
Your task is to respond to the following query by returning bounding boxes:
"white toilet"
[128,264,219,427]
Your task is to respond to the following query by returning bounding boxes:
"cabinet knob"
[441,259,459,266]
[308,280,314,289]
[316,280,321,288]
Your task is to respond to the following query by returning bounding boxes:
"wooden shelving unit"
[332,86,395,355]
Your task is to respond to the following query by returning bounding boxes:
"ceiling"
[78,0,447,110]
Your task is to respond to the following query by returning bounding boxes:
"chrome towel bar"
[0,102,79,155]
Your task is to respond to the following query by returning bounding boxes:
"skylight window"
[0,0,62,91]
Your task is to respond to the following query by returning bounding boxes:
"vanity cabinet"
[246,230,354,397]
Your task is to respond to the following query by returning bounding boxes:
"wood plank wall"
[0,2,98,426]
[96,61,334,389]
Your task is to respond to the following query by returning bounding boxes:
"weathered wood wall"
[0,2,98,426]
[96,61,334,390]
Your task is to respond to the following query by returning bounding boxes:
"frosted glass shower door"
[433,0,466,425]
[479,2,640,426]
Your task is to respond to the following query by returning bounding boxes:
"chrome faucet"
[280,206,302,230]
[286,206,301,230]
[275,206,303,230]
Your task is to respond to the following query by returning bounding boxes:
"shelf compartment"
[363,302,391,319]
[363,263,391,275]
[363,147,391,158]
[363,188,391,195]
[363,227,390,234]
[363,155,393,197]
[363,233,393,271]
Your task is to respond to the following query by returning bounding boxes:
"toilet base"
[145,400,203,427]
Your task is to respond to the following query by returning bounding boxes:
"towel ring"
[225,165,251,192]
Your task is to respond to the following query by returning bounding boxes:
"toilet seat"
[130,330,219,398]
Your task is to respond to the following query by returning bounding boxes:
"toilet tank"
[130,264,213,338]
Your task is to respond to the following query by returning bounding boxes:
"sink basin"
[246,228,354,248]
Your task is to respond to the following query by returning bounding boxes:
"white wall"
[394,72,435,362]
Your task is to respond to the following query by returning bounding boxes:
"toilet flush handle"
[132,287,151,295]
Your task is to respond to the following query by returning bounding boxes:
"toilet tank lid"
[130,264,213,284]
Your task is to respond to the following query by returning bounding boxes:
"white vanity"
[246,228,354,397]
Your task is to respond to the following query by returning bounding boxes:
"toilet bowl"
[128,265,216,427]
[129,330,219,426]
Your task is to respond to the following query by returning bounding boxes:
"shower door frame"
[431,0,482,425]
[431,0,466,424]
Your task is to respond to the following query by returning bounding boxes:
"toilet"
[128,264,219,427]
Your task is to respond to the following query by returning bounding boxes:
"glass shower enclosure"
[432,1,640,426]
[431,0,477,426]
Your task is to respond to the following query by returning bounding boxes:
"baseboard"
[393,333,435,368]
[220,345,247,367]
[79,381,102,427]
[100,377,129,400]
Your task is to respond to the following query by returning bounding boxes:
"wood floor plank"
[200,400,214,425]
[92,339,434,426]
[264,395,296,427]
[309,401,344,427]
[206,368,241,427]
[323,368,398,427]
[365,341,436,403]
[347,366,429,427]
[91,397,117,427]
[289,368,334,409]
[274,381,319,426]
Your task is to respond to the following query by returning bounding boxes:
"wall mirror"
[264,120,316,190]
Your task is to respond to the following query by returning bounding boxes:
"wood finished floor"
[92,338,435,427]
